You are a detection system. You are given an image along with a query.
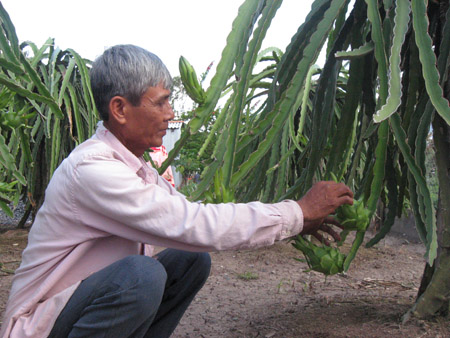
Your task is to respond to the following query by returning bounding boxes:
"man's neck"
[103,121,143,157]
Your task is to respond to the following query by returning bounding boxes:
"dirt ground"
[1,227,449,338]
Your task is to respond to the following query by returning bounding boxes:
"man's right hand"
[296,181,353,243]
[297,181,354,222]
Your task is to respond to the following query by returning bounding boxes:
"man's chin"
[149,141,163,148]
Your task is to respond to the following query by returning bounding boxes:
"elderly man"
[1,45,353,338]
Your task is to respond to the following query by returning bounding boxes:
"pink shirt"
[1,122,303,338]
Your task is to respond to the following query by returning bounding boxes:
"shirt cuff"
[272,200,304,240]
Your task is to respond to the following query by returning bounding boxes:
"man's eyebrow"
[149,93,171,103]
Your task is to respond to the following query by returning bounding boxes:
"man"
[1,45,353,338]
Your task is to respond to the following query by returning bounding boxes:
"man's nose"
[167,104,175,120]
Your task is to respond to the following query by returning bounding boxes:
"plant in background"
[174,106,217,187]
[203,169,236,204]
[159,0,449,320]
[0,181,18,217]
[174,130,213,182]
[0,3,97,224]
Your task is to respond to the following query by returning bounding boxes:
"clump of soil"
[1,228,449,337]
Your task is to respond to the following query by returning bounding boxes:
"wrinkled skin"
[105,83,175,157]
[297,181,354,245]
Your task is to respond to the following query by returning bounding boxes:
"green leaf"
[232,0,350,187]
[373,0,411,122]
[366,120,388,215]
[0,2,20,57]
[390,114,437,265]
[326,6,366,180]
[0,56,24,75]
[0,74,57,109]
[0,200,13,218]
[163,0,264,177]
[188,0,265,134]
[222,0,282,186]
[411,0,450,125]
[335,41,375,59]
[366,147,399,247]
[343,231,365,272]
[58,58,76,107]
[0,133,16,171]
[67,48,98,133]
[364,0,389,102]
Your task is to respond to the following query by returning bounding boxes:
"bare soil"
[1,228,449,338]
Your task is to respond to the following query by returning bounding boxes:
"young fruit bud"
[336,198,370,232]
[292,236,345,276]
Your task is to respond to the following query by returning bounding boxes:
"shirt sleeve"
[70,155,303,252]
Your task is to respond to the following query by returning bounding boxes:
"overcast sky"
[2,0,314,77]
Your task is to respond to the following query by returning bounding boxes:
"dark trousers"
[48,249,211,338]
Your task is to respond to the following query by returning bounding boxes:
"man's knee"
[194,252,211,280]
[156,250,211,284]
[121,255,167,295]
[175,251,211,280]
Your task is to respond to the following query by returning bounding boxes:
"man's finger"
[323,216,345,230]
[338,195,354,207]
[336,182,354,199]
[320,224,341,242]
[312,232,330,246]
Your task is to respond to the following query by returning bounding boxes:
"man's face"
[122,83,174,157]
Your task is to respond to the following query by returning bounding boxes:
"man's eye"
[151,99,163,107]
[160,99,170,107]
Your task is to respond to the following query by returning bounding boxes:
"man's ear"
[108,96,128,125]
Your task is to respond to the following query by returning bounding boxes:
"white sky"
[2,0,314,77]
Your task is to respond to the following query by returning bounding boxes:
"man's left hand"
[300,217,343,246]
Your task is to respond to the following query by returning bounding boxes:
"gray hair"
[90,44,172,121]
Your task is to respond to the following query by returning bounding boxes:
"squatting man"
[1,44,353,338]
